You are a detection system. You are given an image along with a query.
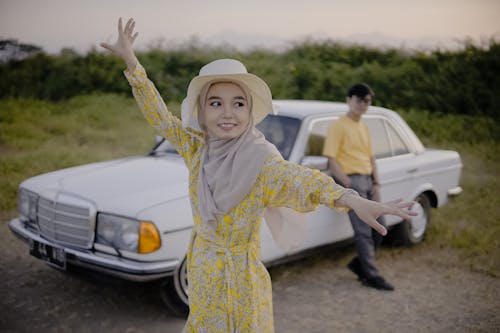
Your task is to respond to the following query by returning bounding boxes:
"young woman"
[101,18,416,333]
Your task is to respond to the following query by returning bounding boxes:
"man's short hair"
[347,83,375,98]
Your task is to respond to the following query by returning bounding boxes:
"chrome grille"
[37,194,95,248]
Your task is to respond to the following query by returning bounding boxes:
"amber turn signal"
[138,221,161,254]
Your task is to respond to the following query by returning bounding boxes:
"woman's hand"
[100,17,139,70]
[345,195,417,236]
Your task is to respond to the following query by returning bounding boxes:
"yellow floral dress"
[125,65,346,333]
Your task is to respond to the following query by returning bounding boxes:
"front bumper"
[9,218,179,282]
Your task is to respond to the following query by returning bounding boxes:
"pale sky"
[1,0,499,53]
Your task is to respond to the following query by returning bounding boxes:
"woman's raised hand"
[100,18,138,70]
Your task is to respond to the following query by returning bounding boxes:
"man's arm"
[328,157,351,188]
[370,156,381,202]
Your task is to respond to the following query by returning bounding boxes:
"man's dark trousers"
[347,174,386,279]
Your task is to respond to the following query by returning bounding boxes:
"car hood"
[21,154,189,218]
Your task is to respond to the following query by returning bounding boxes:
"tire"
[390,193,431,246]
[159,257,189,317]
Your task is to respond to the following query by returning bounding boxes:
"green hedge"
[1,40,499,119]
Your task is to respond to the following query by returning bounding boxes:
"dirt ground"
[1,212,499,333]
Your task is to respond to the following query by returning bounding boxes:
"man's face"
[346,94,372,117]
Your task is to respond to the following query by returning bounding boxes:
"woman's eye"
[209,101,221,107]
[235,102,245,107]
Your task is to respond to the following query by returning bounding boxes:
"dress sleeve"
[262,155,350,212]
[124,64,201,161]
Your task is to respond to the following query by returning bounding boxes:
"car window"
[152,115,302,160]
[364,118,392,159]
[365,117,410,158]
[305,119,335,156]
[257,115,301,160]
[386,122,410,156]
[152,138,178,155]
[304,116,408,160]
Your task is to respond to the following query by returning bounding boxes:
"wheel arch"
[409,183,438,207]
[421,189,438,208]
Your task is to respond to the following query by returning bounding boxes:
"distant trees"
[0,39,498,118]
[0,39,42,63]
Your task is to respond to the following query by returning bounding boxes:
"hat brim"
[181,73,273,129]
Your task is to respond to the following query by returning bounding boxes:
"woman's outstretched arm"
[100,18,201,161]
[263,156,416,236]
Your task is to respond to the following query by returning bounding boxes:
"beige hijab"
[196,81,307,251]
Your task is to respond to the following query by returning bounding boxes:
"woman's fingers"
[367,217,387,236]
[382,200,417,220]
[118,17,123,34]
[383,198,403,205]
[130,20,136,34]
[131,32,139,43]
[396,210,417,220]
[382,199,415,211]
[120,18,137,44]
[100,42,115,52]
[124,18,132,34]
[124,18,135,36]
[397,201,415,209]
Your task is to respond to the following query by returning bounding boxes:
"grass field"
[0,94,180,211]
[1,94,498,276]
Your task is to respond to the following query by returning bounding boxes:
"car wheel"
[390,193,431,246]
[159,257,189,317]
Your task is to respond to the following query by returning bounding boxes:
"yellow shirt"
[323,115,374,175]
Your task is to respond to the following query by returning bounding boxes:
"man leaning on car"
[323,83,394,291]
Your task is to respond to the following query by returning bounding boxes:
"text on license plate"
[29,240,66,269]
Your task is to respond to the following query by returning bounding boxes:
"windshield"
[256,115,301,160]
[151,137,178,156]
[151,115,301,160]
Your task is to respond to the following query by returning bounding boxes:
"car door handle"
[407,168,418,173]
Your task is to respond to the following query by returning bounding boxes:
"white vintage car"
[9,100,462,314]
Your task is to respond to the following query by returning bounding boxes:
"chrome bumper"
[9,218,178,282]
[447,186,463,197]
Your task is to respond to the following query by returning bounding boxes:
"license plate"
[29,240,66,269]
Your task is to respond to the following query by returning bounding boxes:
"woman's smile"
[219,122,236,127]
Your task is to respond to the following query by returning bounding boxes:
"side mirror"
[301,156,329,172]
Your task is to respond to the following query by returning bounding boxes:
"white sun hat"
[180,59,275,129]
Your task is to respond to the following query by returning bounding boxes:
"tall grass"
[397,109,499,276]
[0,94,180,211]
[1,95,498,275]
[423,142,499,276]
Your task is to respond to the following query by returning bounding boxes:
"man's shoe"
[361,276,395,291]
[347,258,366,281]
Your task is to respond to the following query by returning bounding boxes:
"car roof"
[272,99,395,119]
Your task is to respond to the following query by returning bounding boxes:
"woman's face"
[203,82,251,140]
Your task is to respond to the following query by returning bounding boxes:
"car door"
[288,116,354,254]
[363,115,417,227]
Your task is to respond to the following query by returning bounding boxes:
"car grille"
[37,195,95,248]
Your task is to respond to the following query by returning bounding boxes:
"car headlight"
[96,214,161,254]
[18,188,38,221]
